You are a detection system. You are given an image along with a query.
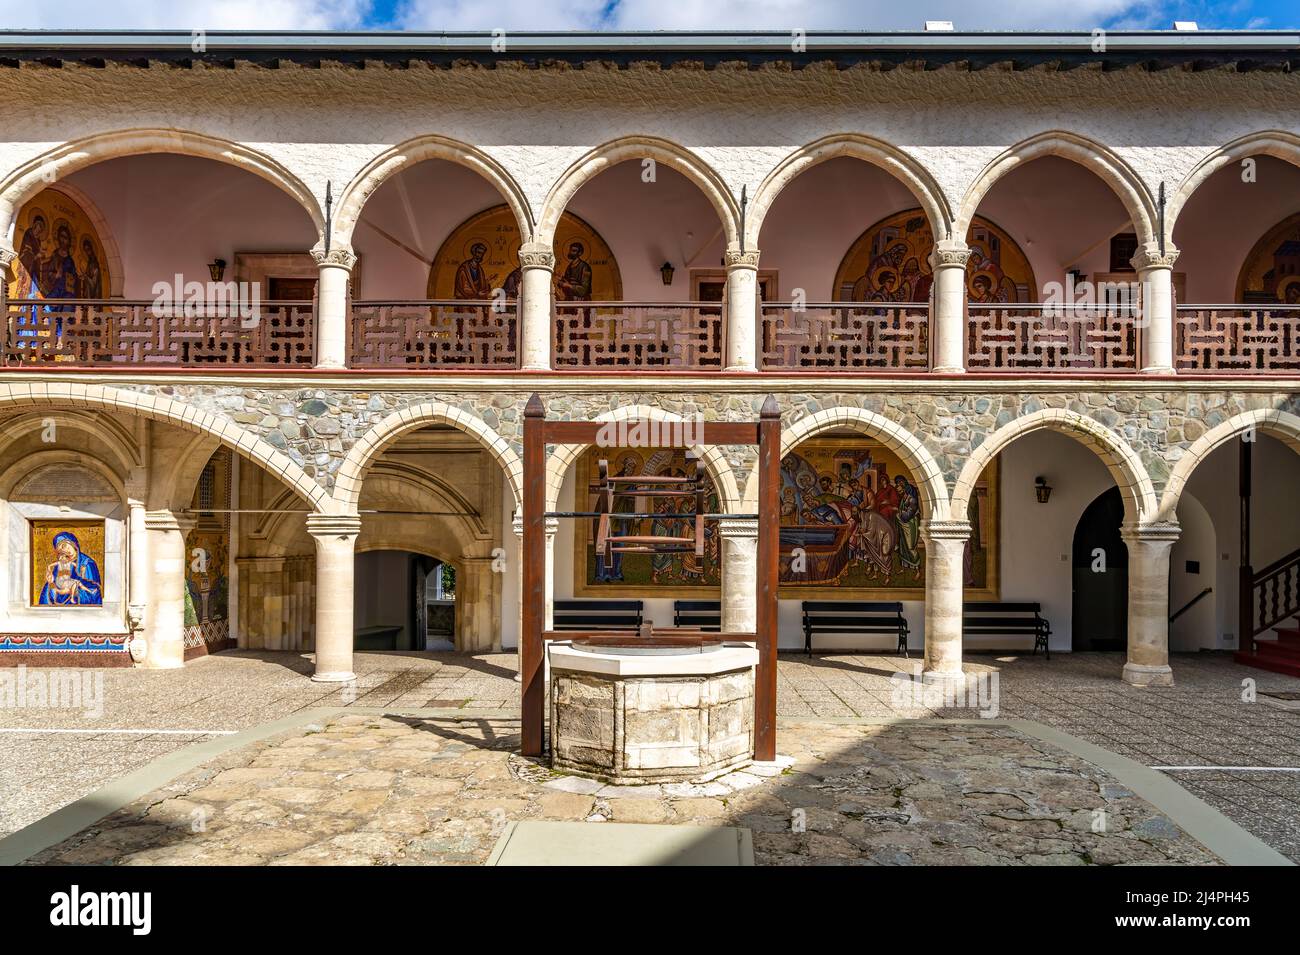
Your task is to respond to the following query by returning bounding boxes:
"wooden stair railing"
[1246,545,1300,653]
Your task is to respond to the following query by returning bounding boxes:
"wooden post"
[754,395,781,760]
[521,393,546,755]
[1239,436,1254,655]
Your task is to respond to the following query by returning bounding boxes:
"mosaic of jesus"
[35,527,103,606]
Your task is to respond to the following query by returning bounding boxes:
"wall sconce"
[1034,476,1053,504]
[660,261,675,286]
[208,259,227,282]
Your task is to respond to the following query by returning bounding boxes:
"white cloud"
[394,0,612,31]
[0,0,370,30]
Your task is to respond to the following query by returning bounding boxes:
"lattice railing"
[553,302,723,370]
[2,299,315,366]
[1176,306,1300,373]
[966,304,1140,371]
[349,301,518,369]
[761,303,929,370]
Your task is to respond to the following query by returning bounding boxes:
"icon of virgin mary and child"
[39,531,103,606]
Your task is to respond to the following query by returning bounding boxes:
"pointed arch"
[334,402,523,513]
[332,134,534,248]
[955,131,1158,250]
[741,406,949,523]
[543,405,742,515]
[1168,131,1300,244]
[536,136,740,248]
[747,134,952,248]
[0,128,324,237]
[1158,409,1300,521]
[953,409,1157,525]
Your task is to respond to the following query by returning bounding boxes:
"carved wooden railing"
[553,302,723,370]
[761,302,930,371]
[1176,305,1300,373]
[1248,547,1300,651]
[1,299,315,367]
[967,303,1140,371]
[349,300,518,369]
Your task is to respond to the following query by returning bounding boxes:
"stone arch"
[334,402,523,513]
[1158,409,1300,521]
[952,409,1158,525]
[742,406,949,522]
[0,410,141,477]
[0,383,329,513]
[544,405,743,515]
[153,432,222,512]
[1167,131,1300,244]
[536,136,741,248]
[747,134,953,248]
[0,447,126,503]
[333,135,534,248]
[954,131,1158,250]
[0,128,325,237]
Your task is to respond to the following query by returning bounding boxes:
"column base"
[1139,364,1176,376]
[313,360,346,371]
[723,363,757,373]
[921,667,965,686]
[931,365,966,374]
[311,670,357,684]
[1122,662,1174,687]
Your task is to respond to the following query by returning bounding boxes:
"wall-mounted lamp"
[1034,476,1053,504]
[208,259,227,282]
[660,261,675,286]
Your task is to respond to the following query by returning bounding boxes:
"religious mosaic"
[1236,211,1300,303]
[31,520,105,607]
[184,450,233,656]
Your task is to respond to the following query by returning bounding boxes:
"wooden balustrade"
[1176,305,1300,372]
[761,302,930,370]
[553,302,723,370]
[349,300,518,369]
[966,303,1140,371]
[2,299,315,367]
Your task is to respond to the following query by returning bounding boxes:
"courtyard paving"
[2,648,1298,860]
[19,712,1221,866]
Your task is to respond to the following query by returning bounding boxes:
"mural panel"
[833,209,1035,304]
[9,187,109,302]
[184,450,233,656]
[428,203,622,301]
[30,520,105,607]
[574,441,1000,600]
[1237,212,1300,303]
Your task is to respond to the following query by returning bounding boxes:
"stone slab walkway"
[18,712,1223,866]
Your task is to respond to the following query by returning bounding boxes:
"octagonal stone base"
[548,644,758,785]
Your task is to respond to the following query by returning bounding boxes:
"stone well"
[548,642,758,784]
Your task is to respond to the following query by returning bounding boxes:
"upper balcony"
[3,143,1300,377]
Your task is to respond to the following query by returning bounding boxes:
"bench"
[800,601,909,657]
[552,599,644,632]
[962,601,1051,659]
[673,600,721,632]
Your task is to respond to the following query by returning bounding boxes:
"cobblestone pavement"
[23,713,1220,866]
[3,649,1298,859]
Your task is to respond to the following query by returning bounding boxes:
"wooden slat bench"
[673,599,721,632]
[962,601,1052,659]
[800,601,909,657]
[552,599,644,632]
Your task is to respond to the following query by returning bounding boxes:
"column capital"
[512,515,558,538]
[305,512,362,540]
[0,242,15,277]
[724,247,761,271]
[1130,244,1180,272]
[519,242,556,272]
[144,510,195,534]
[922,519,972,542]
[311,247,358,271]
[928,241,971,271]
[1120,520,1181,545]
[717,517,759,539]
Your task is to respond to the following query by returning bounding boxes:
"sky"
[0,0,1296,33]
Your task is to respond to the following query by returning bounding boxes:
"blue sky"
[0,0,1297,32]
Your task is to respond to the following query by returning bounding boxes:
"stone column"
[143,511,194,669]
[457,554,499,652]
[306,513,361,683]
[126,495,149,634]
[544,516,558,630]
[929,241,970,374]
[1121,522,1180,686]
[519,242,555,371]
[311,247,357,370]
[724,248,760,372]
[922,520,970,683]
[719,518,759,634]
[1132,245,1179,375]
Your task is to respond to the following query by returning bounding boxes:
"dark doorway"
[1072,487,1128,650]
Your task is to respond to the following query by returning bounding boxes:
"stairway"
[1236,616,1300,678]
